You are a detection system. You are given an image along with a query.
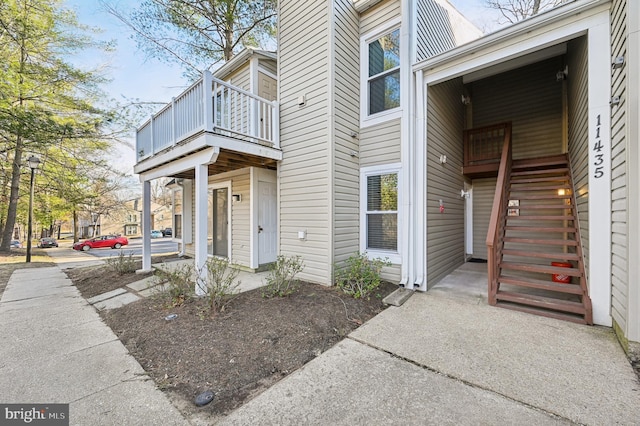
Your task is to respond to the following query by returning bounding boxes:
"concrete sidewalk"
[222,291,640,425]
[0,266,188,426]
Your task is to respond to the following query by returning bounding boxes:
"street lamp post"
[26,155,40,263]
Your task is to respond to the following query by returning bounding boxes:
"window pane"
[369,71,400,115]
[367,213,397,251]
[368,29,400,77]
[367,173,398,211]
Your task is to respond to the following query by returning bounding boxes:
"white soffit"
[462,43,567,84]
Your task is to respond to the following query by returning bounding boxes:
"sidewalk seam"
[346,335,576,424]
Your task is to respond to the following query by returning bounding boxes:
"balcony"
[134,70,281,176]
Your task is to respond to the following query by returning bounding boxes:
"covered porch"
[133,69,281,295]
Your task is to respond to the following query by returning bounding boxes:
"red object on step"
[551,262,572,283]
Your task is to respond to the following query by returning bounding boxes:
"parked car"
[150,230,163,238]
[72,235,128,251]
[162,228,172,237]
[10,240,22,249]
[37,237,58,248]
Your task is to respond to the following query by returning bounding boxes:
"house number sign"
[593,114,605,179]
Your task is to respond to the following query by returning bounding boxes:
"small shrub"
[104,251,137,275]
[154,263,195,307]
[262,255,304,298]
[335,252,391,299]
[201,257,240,314]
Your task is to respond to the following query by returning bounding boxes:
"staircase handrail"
[485,122,512,304]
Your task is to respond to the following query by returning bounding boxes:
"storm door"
[208,186,229,257]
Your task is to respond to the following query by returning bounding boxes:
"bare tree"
[102,0,277,78]
[485,0,568,24]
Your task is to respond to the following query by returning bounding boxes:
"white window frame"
[360,17,403,128]
[360,163,402,264]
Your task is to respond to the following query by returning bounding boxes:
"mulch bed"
[98,280,396,421]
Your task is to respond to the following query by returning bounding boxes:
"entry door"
[258,180,277,264]
[210,187,229,257]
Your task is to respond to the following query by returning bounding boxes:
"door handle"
[258,226,263,233]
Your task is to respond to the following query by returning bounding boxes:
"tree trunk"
[0,136,23,251]
[532,0,541,14]
[73,209,79,242]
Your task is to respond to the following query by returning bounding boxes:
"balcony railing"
[136,71,279,162]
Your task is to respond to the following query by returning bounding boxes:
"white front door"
[258,180,277,264]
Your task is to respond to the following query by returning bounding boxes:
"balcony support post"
[203,70,213,133]
[194,162,209,296]
[272,101,280,149]
[139,180,152,273]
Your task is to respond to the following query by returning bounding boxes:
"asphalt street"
[82,238,178,258]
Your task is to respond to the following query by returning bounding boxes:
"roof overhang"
[213,48,277,80]
[414,0,611,85]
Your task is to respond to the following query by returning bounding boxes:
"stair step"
[504,237,578,246]
[495,301,588,324]
[505,226,576,233]
[495,291,586,314]
[512,156,569,169]
[507,215,575,221]
[499,275,584,294]
[510,176,570,184]
[509,184,571,192]
[511,204,573,210]
[502,249,580,261]
[501,261,582,277]
[511,168,569,177]
[512,194,571,200]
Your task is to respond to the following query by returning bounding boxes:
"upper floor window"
[368,28,400,115]
[361,19,402,127]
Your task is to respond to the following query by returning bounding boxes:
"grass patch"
[0,248,56,298]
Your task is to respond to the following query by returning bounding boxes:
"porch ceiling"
[172,148,277,179]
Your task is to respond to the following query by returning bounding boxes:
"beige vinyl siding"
[224,63,251,136]
[259,58,277,76]
[416,0,456,61]
[279,0,331,284]
[470,57,564,160]
[359,119,401,166]
[567,36,591,287]
[426,78,466,286]
[360,0,401,35]
[332,0,361,266]
[610,0,628,331]
[471,178,496,260]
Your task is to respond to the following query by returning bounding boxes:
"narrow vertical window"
[366,172,398,251]
[173,188,183,239]
[368,28,400,115]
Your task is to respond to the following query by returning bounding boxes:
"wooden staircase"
[491,154,593,324]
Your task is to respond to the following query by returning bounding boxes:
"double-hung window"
[361,164,401,263]
[361,20,401,126]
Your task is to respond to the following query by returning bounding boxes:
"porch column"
[194,163,209,296]
[587,20,612,326]
[140,180,152,273]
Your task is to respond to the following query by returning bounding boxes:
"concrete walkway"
[0,266,188,425]
[222,288,640,425]
[3,248,639,425]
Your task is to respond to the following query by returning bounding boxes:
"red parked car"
[73,235,128,251]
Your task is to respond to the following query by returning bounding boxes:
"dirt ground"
[66,262,396,422]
